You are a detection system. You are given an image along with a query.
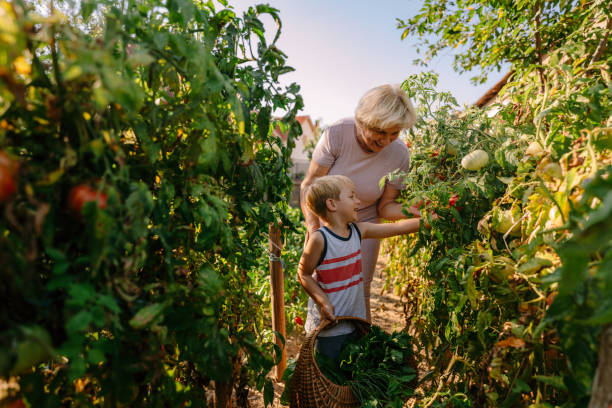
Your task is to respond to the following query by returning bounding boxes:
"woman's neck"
[354,123,373,153]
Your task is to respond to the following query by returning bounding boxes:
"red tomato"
[430,150,439,157]
[0,166,17,202]
[6,399,26,408]
[0,151,16,170]
[68,185,107,215]
[448,195,459,207]
[294,316,303,326]
[0,151,18,203]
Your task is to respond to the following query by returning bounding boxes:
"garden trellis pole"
[269,223,286,381]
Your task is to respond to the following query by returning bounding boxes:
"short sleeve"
[387,149,411,190]
[311,126,338,168]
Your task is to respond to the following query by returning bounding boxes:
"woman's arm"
[377,184,421,220]
[297,232,336,321]
[300,161,330,234]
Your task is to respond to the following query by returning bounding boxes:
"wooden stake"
[269,223,286,381]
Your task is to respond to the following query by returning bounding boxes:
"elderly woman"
[300,84,419,321]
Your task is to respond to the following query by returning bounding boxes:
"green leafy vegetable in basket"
[339,326,417,407]
[315,351,351,385]
[302,326,417,407]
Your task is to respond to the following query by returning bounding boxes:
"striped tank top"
[305,223,366,337]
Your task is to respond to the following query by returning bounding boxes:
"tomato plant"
[0,151,17,203]
[384,7,611,403]
[68,185,108,215]
[0,0,303,406]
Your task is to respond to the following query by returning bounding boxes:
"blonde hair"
[354,84,417,131]
[306,175,354,219]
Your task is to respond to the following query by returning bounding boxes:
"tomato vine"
[0,0,302,405]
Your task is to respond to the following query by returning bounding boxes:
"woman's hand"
[303,227,319,249]
[377,184,405,220]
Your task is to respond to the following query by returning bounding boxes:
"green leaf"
[263,379,274,407]
[466,268,478,308]
[66,310,93,333]
[533,375,567,391]
[126,51,155,67]
[129,303,167,329]
[517,257,553,274]
[257,107,271,139]
[67,283,97,306]
[96,294,121,314]
[87,348,105,365]
[512,379,530,393]
[80,0,96,21]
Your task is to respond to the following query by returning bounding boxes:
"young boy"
[298,175,422,360]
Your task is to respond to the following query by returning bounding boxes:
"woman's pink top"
[312,118,411,222]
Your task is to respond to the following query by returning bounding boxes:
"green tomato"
[461,150,489,171]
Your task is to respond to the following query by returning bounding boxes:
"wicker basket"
[289,316,371,408]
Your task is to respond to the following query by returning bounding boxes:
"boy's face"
[334,183,361,222]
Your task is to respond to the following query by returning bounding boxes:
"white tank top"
[305,223,366,337]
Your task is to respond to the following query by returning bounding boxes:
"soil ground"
[248,256,406,408]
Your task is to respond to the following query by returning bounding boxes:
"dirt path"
[248,257,404,407]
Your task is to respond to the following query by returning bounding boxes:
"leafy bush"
[387,1,611,405]
[384,39,610,408]
[0,0,302,405]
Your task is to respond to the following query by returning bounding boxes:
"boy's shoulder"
[306,229,325,251]
[310,229,325,242]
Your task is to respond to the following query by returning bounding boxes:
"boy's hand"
[424,212,439,229]
[407,204,422,218]
[320,301,336,323]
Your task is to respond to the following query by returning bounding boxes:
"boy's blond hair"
[306,175,354,220]
[355,84,417,131]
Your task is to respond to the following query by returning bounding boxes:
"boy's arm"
[377,185,421,220]
[297,231,336,322]
[357,218,422,240]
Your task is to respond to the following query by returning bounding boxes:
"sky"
[228,0,509,126]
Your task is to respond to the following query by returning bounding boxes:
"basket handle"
[315,317,335,333]
[314,315,371,335]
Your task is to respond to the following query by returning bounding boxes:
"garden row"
[0,0,303,406]
[384,3,611,406]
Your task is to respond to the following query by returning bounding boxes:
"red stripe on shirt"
[317,259,362,284]
[322,277,364,293]
[320,249,361,265]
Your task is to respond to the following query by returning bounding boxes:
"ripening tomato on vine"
[68,184,108,215]
[0,151,19,203]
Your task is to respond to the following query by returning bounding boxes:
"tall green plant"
[398,0,610,83]
[0,0,302,406]
[385,1,610,404]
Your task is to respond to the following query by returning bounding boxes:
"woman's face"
[356,124,402,153]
